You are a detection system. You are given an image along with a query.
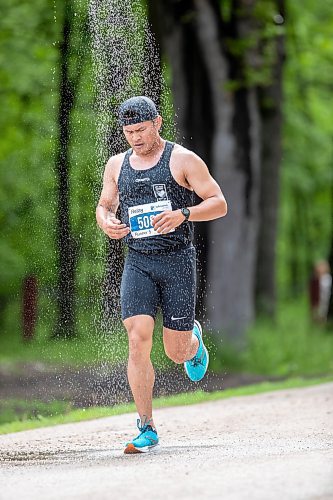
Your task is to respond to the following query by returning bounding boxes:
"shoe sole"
[124,443,160,454]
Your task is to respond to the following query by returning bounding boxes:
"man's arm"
[96,158,130,240]
[182,152,227,221]
[153,151,227,234]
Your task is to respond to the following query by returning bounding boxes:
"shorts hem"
[122,312,156,322]
[162,322,194,332]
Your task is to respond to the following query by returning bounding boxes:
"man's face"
[123,117,162,155]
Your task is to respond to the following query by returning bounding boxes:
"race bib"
[128,200,175,239]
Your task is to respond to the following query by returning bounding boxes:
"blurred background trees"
[148,0,285,342]
[0,0,332,350]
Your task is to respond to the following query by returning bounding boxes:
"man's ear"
[153,115,162,131]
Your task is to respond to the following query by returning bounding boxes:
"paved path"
[0,383,332,500]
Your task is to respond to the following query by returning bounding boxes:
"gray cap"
[118,96,158,126]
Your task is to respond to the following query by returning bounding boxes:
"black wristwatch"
[181,207,190,221]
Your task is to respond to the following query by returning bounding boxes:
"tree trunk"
[53,0,77,339]
[198,0,261,344]
[147,0,211,319]
[256,0,285,316]
[148,0,264,344]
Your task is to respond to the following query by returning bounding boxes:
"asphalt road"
[0,382,332,500]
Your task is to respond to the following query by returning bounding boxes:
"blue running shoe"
[124,417,159,454]
[184,320,209,382]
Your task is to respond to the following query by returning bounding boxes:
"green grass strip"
[1,375,332,435]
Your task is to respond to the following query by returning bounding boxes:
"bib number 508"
[137,214,155,230]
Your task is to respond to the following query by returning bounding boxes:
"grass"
[1,298,333,378]
[0,304,127,368]
[0,375,332,435]
[0,399,72,426]
[0,308,173,371]
[1,296,332,434]
[209,298,333,377]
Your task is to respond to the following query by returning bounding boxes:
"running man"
[96,96,227,454]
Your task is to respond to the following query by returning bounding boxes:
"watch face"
[182,208,190,219]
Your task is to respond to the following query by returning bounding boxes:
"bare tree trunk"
[193,0,262,344]
[148,0,263,344]
[147,0,211,318]
[53,0,77,339]
[256,0,285,316]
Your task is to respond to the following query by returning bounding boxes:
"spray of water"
[88,0,162,160]
[87,1,215,402]
[86,0,165,403]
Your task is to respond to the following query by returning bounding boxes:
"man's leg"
[163,327,199,364]
[163,323,209,382]
[123,314,156,428]
[160,246,199,365]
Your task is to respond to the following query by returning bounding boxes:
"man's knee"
[128,330,148,352]
[124,317,153,362]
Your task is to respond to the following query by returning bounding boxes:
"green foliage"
[2,297,332,380]
[225,0,285,88]
[210,298,333,377]
[278,0,333,296]
[219,0,232,23]
[0,0,105,337]
[0,0,59,293]
[159,60,177,142]
[0,308,171,370]
[0,399,72,426]
[0,0,179,341]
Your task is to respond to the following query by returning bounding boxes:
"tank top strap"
[118,148,132,179]
[122,148,132,167]
[163,141,174,164]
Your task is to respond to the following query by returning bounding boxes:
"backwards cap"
[118,96,158,126]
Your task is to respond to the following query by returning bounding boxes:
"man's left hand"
[152,210,185,234]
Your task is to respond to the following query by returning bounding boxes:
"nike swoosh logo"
[171,316,187,321]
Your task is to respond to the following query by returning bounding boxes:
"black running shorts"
[120,245,196,331]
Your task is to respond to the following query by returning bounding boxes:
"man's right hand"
[103,214,130,240]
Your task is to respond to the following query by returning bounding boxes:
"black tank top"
[117,141,194,252]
